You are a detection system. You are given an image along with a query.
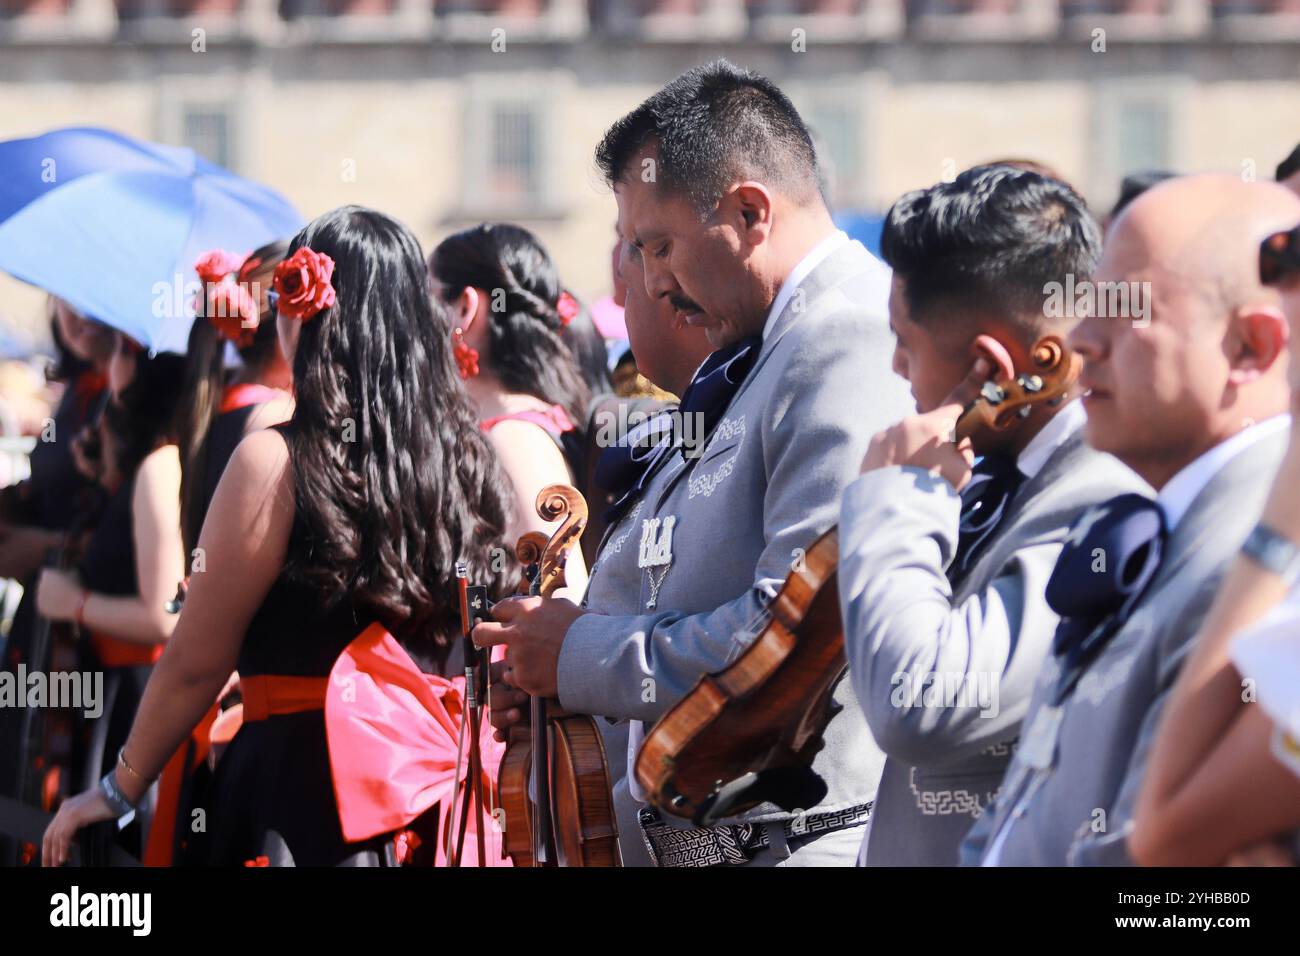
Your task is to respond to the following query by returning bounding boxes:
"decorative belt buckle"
[637,807,666,867]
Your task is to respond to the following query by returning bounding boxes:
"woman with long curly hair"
[42,206,517,867]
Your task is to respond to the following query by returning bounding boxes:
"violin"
[635,335,1081,825]
[497,485,621,867]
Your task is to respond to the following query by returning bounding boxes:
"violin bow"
[446,562,492,866]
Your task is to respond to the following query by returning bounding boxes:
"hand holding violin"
[860,357,992,490]
[486,659,529,741]
[472,594,587,701]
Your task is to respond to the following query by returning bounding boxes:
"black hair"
[1110,169,1177,222]
[283,206,516,648]
[594,59,823,212]
[558,293,613,402]
[106,350,187,480]
[1276,143,1300,183]
[177,239,291,557]
[881,164,1102,333]
[429,223,591,425]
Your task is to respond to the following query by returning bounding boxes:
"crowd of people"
[2,59,1299,868]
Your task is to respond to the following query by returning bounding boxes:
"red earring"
[453,327,480,379]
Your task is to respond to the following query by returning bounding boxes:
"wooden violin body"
[498,486,621,867]
[635,528,844,825]
[636,335,1082,827]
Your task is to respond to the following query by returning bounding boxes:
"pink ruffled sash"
[324,623,509,866]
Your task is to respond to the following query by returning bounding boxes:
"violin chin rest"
[693,766,829,828]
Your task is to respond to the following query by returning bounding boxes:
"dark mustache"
[668,295,702,313]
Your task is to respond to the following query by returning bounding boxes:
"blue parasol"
[0,127,303,353]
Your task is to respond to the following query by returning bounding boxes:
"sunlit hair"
[178,239,290,556]
[881,164,1101,337]
[429,222,591,426]
[283,206,516,647]
[594,58,823,212]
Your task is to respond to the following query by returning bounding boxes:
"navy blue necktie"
[596,336,761,523]
[1044,492,1167,704]
[952,454,1025,581]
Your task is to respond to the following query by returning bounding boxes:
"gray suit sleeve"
[959,795,998,865]
[556,305,911,722]
[1066,601,1208,866]
[838,466,1068,767]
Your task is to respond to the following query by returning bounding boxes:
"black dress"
[200,403,259,528]
[202,566,391,866]
[201,424,467,866]
[152,400,264,865]
[202,423,462,866]
[76,473,158,859]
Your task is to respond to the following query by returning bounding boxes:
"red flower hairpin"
[208,282,260,347]
[194,249,259,345]
[272,247,337,321]
[556,290,579,327]
[192,251,261,348]
[194,249,243,286]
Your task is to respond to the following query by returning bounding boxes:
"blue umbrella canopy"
[0,127,303,354]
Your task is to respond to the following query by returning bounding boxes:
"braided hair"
[429,223,590,425]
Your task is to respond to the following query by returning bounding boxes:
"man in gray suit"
[474,60,913,865]
[837,165,1148,866]
[962,174,1300,866]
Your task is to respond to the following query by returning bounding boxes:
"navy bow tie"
[673,335,761,461]
[595,336,761,523]
[1045,492,1167,703]
[952,454,1025,581]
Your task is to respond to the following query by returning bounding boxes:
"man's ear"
[731,182,775,243]
[1227,304,1289,386]
[970,333,1017,385]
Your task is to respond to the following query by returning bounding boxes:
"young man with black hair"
[964,174,1300,866]
[837,164,1148,866]
[475,59,914,866]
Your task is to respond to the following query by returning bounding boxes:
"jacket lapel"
[728,238,888,410]
[1147,427,1289,594]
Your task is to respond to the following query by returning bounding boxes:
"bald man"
[962,175,1300,866]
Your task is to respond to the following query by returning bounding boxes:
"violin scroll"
[955,334,1081,441]
[523,485,588,599]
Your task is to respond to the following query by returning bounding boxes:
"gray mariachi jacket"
[838,425,1148,866]
[556,239,915,862]
[961,426,1288,866]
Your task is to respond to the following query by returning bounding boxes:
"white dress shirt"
[761,230,850,341]
[1016,398,1088,480]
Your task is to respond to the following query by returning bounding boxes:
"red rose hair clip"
[194,248,259,347]
[194,249,243,286]
[556,290,579,327]
[272,247,337,321]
